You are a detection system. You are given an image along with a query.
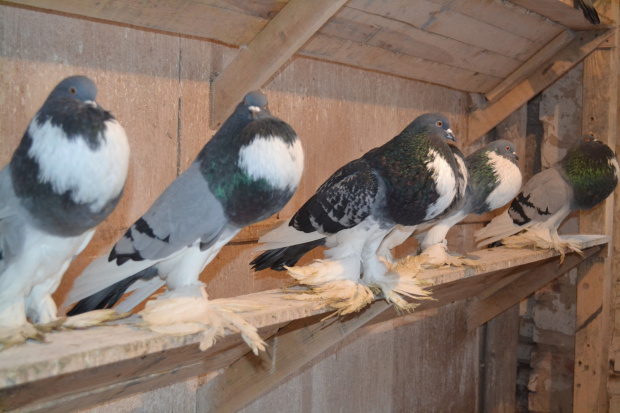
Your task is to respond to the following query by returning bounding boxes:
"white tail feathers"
[63,251,164,307]
[255,219,325,251]
[114,278,166,313]
[475,211,531,247]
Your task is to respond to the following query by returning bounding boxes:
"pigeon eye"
[263,104,267,109]
[506,146,510,151]
[69,87,77,95]
[436,121,442,127]
[585,136,591,142]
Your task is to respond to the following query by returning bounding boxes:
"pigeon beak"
[446,129,456,142]
[513,153,519,160]
[249,106,261,119]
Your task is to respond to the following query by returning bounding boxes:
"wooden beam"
[197,301,391,413]
[485,30,575,102]
[466,245,603,331]
[3,0,274,46]
[480,305,520,413]
[574,24,619,410]
[511,0,614,30]
[209,0,347,128]
[467,29,613,144]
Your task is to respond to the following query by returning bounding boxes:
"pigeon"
[64,91,303,353]
[375,139,468,264]
[0,75,130,347]
[251,113,462,314]
[475,134,617,254]
[411,140,521,265]
[574,0,600,25]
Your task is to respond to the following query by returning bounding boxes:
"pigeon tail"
[575,0,600,24]
[256,219,325,251]
[67,267,159,315]
[475,211,532,247]
[250,239,325,271]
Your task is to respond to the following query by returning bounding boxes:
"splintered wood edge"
[0,234,609,388]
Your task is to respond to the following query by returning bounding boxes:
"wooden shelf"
[0,235,608,412]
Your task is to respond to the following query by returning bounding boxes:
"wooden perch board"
[0,235,609,412]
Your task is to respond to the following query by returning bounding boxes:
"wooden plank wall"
[0,4,469,307]
[0,5,525,412]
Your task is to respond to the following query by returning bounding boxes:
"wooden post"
[574,13,619,411]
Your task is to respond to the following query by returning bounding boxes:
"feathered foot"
[0,323,45,350]
[501,227,584,263]
[138,287,266,354]
[63,309,130,329]
[283,280,375,317]
[420,243,480,268]
[370,256,434,314]
[284,259,375,316]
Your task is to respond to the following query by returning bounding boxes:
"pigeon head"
[561,134,618,210]
[489,140,519,161]
[240,90,270,120]
[403,113,456,143]
[45,75,98,104]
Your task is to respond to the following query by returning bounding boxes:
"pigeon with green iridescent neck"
[476,135,617,253]
[251,113,461,315]
[375,140,468,264]
[66,91,304,330]
[413,140,521,265]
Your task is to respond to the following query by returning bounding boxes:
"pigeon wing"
[291,158,380,235]
[507,166,572,226]
[65,162,229,305]
[0,166,25,275]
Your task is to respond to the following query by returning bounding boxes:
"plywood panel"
[575,43,618,412]
[427,0,564,44]
[300,33,501,93]
[348,0,537,61]
[481,305,520,413]
[321,6,523,78]
[5,0,280,46]
[233,302,479,413]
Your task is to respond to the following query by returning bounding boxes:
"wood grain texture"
[219,302,480,413]
[209,0,348,127]
[511,0,614,29]
[323,6,524,78]
[0,6,181,311]
[0,237,609,413]
[348,0,538,61]
[486,30,575,102]
[480,304,520,413]
[575,40,618,412]
[2,0,589,96]
[300,33,501,93]
[466,245,603,331]
[3,0,283,46]
[198,301,391,413]
[467,29,613,144]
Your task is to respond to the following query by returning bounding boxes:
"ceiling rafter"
[209,0,348,128]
